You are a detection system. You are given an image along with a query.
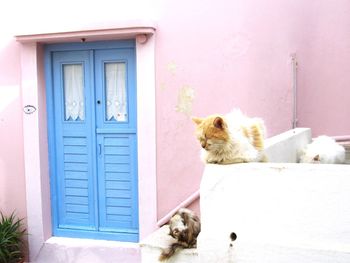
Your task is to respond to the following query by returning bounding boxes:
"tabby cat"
[159,208,201,261]
[192,109,266,164]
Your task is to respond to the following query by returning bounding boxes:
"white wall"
[198,163,350,262]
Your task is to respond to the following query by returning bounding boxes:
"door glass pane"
[105,62,127,122]
[63,64,85,121]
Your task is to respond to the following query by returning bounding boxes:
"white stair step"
[33,237,140,263]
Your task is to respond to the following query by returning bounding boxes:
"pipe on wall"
[291,53,298,129]
[157,190,200,227]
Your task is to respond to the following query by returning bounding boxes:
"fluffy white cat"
[299,135,345,164]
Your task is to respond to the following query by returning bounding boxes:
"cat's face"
[312,154,321,163]
[169,214,186,239]
[299,151,322,164]
[192,115,229,151]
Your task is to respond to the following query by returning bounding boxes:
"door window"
[104,62,127,122]
[63,64,85,121]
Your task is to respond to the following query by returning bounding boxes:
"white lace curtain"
[105,62,127,121]
[63,64,85,121]
[63,62,127,122]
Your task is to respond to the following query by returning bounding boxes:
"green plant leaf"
[0,211,26,263]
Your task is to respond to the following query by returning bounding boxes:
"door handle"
[98,143,102,156]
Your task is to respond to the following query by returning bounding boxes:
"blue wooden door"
[46,41,138,242]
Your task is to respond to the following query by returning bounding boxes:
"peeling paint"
[166,61,177,75]
[175,85,195,116]
[160,82,167,90]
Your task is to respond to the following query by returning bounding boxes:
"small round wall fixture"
[23,105,37,114]
[136,34,148,44]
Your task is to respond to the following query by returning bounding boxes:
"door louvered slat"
[98,135,138,232]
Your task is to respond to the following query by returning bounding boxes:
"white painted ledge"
[198,163,350,263]
[264,128,311,163]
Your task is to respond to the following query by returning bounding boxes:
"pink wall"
[0,38,27,220]
[1,0,350,238]
[295,0,350,137]
[156,0,297,218]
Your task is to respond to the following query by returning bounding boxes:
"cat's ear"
[192,117,203,125]
[213,117,225,129]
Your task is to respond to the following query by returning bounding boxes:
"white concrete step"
[140,225,199,263]
[264,128,311,163]
[33,237,141,263]
[32,227,198,263]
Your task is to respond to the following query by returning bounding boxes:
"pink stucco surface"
[295,0,350,136]
[0,1,350,250]
[0,38,27,221]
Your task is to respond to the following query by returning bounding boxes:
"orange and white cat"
[192,109,266,164]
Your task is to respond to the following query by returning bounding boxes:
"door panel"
[97,134,138,233]
[47,42,138,241]
[52,51,97,230]
[94,48,138,238]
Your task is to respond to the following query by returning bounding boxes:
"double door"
[47,41,138,242]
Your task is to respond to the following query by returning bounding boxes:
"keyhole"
[97,100,101,105]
